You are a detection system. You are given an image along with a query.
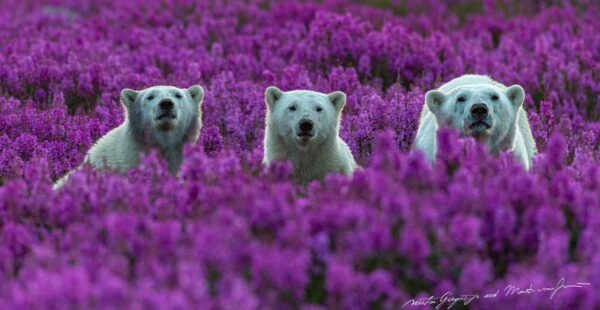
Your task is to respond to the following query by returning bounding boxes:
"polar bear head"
[425,82,525,148]
[265,87,346,151]
[120,85,204,149]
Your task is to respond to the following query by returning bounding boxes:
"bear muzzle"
[467,103,491,134]
[469,121,491,133]
[295,119,316,145]
[156,99,177,121]
[297,119,315,137]
[470,103,488,120]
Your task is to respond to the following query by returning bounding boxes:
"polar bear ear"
[265,86,283,110]
[425,90,445,114]
[120,88,139,108]
[328,91,346,113]
[187,85,204,106]
[506,85,525,108]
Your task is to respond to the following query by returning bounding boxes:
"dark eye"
[457,96,466,103]
[491,94,499,100]
[148,95,155,101]
[175,93,182,99]
[316,106,323,112]
[289,106,297,111]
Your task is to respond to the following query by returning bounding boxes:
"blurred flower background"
[0,0,598,308]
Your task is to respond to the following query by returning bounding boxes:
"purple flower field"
[0,0,599,308]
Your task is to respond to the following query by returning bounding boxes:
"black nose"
[160,100,174,112]
[299,119,313,132]
[471,104,488,120]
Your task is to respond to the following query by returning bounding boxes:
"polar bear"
[263,87,358,184]
[413,75,536,170]
[53,85,204,190]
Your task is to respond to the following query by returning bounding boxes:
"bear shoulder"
[517,108,537,158]
[85,123,141,172]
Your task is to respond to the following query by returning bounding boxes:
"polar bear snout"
[156,99,177,120]
[470,104,488,120]
[466,103,492,134]
[295,118,316,146]
[159,100,174,112]
[299,119,314,135]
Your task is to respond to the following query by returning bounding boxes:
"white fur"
[263,87,357,184]
[413,75,537,170]
[53,85,204,190]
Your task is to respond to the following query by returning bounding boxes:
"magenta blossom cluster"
[0,0,599,309]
